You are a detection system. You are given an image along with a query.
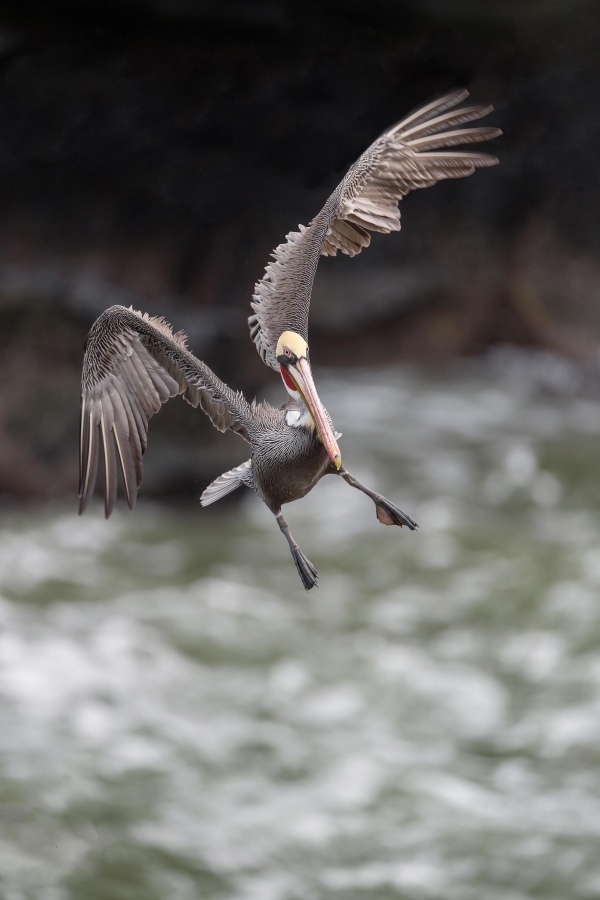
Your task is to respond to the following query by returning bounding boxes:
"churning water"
[2,350,600,900]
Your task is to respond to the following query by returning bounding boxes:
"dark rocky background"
[1,0,599,505]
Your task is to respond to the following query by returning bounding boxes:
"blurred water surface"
[2,353,600,900]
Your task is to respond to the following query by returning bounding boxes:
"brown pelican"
[79,89,500,589]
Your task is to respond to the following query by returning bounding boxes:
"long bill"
[289,357,342,470]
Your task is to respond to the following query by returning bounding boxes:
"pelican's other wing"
[79,304,252,517]
[249,89,501,369]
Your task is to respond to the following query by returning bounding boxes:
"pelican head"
[276,330,342,470]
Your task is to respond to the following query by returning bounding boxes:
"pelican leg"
[338,468,418,530]
[275,511,319,591]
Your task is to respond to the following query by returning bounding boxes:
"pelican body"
[79,90,501,589]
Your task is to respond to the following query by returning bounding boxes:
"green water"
[2,353,600,900]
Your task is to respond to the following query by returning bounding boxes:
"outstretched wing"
[79,305,252,517]
[249,89,501,369]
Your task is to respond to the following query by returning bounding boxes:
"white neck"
[285,398,315,430]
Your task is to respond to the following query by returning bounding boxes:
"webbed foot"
[276,510,319,590]
[291,546,319,591]
[339,468,418,531]
[375,497,418,530]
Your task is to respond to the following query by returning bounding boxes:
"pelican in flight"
[79,89,500,589]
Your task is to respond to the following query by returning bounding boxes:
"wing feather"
[109,387,138,509]
[78,407,99,512]
[79,305,252,517]
[249,90,501,369]
[100,405,118,518]
[200,459,253,507]
[397,104,494,140]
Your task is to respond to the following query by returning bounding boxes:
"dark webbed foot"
[276,510,319,591]
[375,496,418,529]
[339,467,418,531]
[291,545,319,591]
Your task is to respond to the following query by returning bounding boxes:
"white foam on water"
[2,353,600,898]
